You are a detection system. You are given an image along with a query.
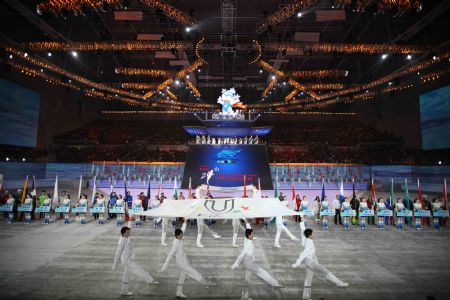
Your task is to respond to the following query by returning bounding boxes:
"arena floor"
[1,215,449,300]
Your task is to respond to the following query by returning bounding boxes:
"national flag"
[320,179,326,203]
[146,175,152,208]
[243,175,247,197]
[404,179,410,210]
[91,176,96,205]
[339,178,345,203]
[274,174,279,198]
[390,178,394,207]
[258,177,261,191]
[52,175,58,208]
[172,174,178,199]
[110,180,114,195]
[78,175,83,199]
[157,177,162,197]
[188,177,192,199]
[352,178,356,200]
[370,178,376,201]
[20,175,29,204]
[31,176,36,197]
[443,178,448,210]
[417,178,424,208]
[290,176,296,209]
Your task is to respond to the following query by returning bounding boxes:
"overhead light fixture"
[271,75,276,80]
[5,157,9,161]
[432,55,437,60]
[71,51,78,57]
[381,53,388,60]
[47,52,52,57]
[186,74,190,79]
[406,54,412,60]
[9,54,13,59]
[388,81,393,86]
[259,69,263,74]
[297,12,302,17]
[22,158,26,162]
[175,80,180,85]
[283,81,286,85]
[185,27,191,32]
[198,69,201,73]
[24,52,28,57]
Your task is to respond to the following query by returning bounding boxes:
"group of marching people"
[112,218,348,299]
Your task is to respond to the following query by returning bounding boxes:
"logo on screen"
[216,149,241,164]
[204,199,234,214]
[201,169,215,185]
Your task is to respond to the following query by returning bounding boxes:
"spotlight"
[271,75,276,80]
[5,157,9,161]
[24,52,28,57]
[297,12,302,17]
[47,52,52,57]
[432,55,437,60]
[22,158,26,162]
[185,27,191,32]
[68,79,72,82]
[406,54,412,60]
[186,74,190,79]
[40,69,44,72]
[381,53,388,60]
[388,81,393,86]
[259,69,263,74]
[175,80,180,85]
[438,161,442,165]
[283,81,286,85]
[71,51,78,57]
[198,69,201,72]
[9,54,13,59]
[345,70,349,77]
[115,94,118,97]
[91,88,95,91]
[417,72,420,75]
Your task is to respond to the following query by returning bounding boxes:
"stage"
[1,216,449,300]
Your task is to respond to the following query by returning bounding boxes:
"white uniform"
[293,222,347,299]
[23,197,33,223]
[161,223,208,297]
[132,199,143,226]
[433,201,442,230]
[44,198,52,224]
[377,202,386,229]
[232,224,280,299]
[232,218,244,247]
[274,216,298,248]
[196,218,221,248]
[161,218,175,246]
[6,197,15,223]
[312,200,320,223]
[79,198,87,225]
[113,236,155,295]
[97,197,106,225]
[62,198,71,224]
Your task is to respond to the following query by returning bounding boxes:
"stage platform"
[1,217,449,300]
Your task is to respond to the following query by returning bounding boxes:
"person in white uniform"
[432,198,442,230]
[359,198,368,230]
[131,197,143,227]
[23,194,33,224]
[112,226,158,296]
[274,215,299,248]
[413,199,423,230]
[196,218,221,248]
[96,194,106,225]
[43,196,52,225]
[6,195,15,223]
[231,223,282,300]
[61,195,71,224]
[341,197,351,230]
[292,221,348,300]
[376,197,386,230]
[395,198,405,230]
[161,219,211,298]
[161,217,175,246]
[115,196,125,226]
[300,196,310,226]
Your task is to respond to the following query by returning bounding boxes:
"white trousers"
[275,224,297,245]
[244,262,279,286]
[197,219,218,236]
[303,261,343,299]
[122,261,154,292]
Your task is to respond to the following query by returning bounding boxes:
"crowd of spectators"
[2,120,448,165]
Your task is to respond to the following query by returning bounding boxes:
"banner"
[136,197,301,219]
[341,210,356,217]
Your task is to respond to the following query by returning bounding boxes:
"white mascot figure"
[217,88,247,117]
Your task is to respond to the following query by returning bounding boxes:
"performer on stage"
[292,221,348,300]
[196,218,221,248]
[359,198,368,230]
[161,217,175,246]
[113,226,158,296]
[115,195,125,226]
[395,198,405,230]
[23,194,33,224]
[231,224,282,300]
[132,197,143,227]
[377,197,386,230]
[6,194,15,223]
[78,194,88,226]
[274,215,299,248]
[413,198,423,230]
[341,197,351,230]
[320,196,330,229]
[333,195,342,226]
[230,218,245,247]
[161,219,211,299]
[300,196,310,226]
[96,194,106,225]
[432,198,442,230]
[312,196,320,224]
[61,195,71,224]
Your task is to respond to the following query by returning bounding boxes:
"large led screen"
[181,144,273,189]
[0,79,40,147]
[420,85,450,150]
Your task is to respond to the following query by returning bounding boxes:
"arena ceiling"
[0,0,449,112]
